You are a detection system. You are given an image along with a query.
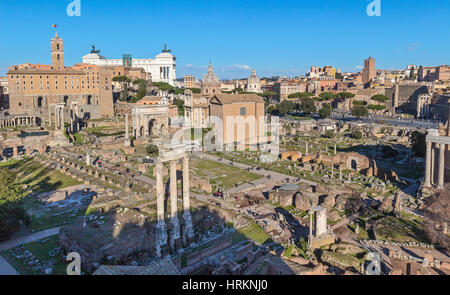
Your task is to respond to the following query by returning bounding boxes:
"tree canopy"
[0,168,29,241]
[152,82,174,92]
[336,92,355,99]
[351,105,369,118]
[368,104,386,112]
[370,94,388,103]
[318,92,336,101]
[277,100,296,115]
[318,104,332,119]
[298,98,316,114]
[288,92,314,99]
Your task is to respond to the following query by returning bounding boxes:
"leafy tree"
[188,88,201,94]
[318,104,332,119]
[121,87,130,101]
[136,80,147,100]
[351,105,368,118]
[353,100,367,106]
[345,193,364,215]
[335,72,343,80]
[288,92,314,99]
[336,92,355,99]
[319,92,336,101]
[152,82,174,92]
[323,130,335,138]
[277,100,296,115]
[411,131,426,157]
[0,169,29,241]
[351,130,363,140]
[173,98,185,116]
[113,76,132,101]
[260,91,277,100]
[174,88,185,95]
[299,98,316,114]
[370,94,388,103]
[267,105,278,115]
[146,144,159,155]
[368,104,386,113]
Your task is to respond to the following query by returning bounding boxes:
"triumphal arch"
[131,103,169,139]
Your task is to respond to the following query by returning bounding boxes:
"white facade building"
[82,45,177,86]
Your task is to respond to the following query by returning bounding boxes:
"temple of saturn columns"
[155,144,194,257]
[424,129,450,188]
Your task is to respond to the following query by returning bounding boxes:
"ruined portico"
[424,129,450,188]
[155,144,194,257]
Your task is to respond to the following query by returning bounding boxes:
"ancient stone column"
[438,143,445,188]
[48,107,52,126]
[334,144,337,155]
[306,142,309,155]
[155,161,168,257]
[424,142,432,187]
[182,157,194,245]
[316,208,327,237]
[12,146,18,158]
[169,160,181,251]
[61,107,65,130]
[309,211,313,237]
[124,114,131,147]
[56,107,60,129]
[431,146,435,186]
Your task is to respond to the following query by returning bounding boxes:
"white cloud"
[355,65,363,69]
[407,42,420,52]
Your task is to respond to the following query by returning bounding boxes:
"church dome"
[203,62,219,83]
[248,69,260,84]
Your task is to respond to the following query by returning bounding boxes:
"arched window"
[37,97,43,108]
[63,96,69,104]
[87,95,92,105]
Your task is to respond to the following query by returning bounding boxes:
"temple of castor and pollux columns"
[424,129,450,189]
[154,143,194,257]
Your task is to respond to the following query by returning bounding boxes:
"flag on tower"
[52,24,57,28]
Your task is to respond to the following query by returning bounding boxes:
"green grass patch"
[1,235,67,275]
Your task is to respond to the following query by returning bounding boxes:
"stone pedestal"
[182,211,195,246]
[169,217,182,252]
[155,220,169,258]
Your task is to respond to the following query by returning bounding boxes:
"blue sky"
[0,0,449,79]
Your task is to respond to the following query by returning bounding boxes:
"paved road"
[0,255,19,275]
[331,113,439,129]
[0,227,60,252]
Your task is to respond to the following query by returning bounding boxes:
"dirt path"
[0,227,60,252]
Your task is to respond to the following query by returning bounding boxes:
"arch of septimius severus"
[131,104,169,139]
[154,144,194,257]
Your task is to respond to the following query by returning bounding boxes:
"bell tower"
[51,32,64,70]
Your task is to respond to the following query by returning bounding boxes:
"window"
[240,107,246,116]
